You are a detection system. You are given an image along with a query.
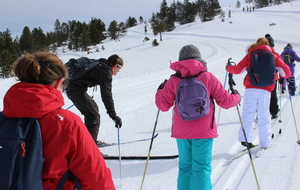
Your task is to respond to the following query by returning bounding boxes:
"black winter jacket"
[66,58,116,115]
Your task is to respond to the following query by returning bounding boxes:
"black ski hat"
[265,34,275,47]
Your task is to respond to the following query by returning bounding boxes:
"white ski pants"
[238,88,272,147]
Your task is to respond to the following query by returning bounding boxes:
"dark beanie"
[265,34,274,47]
[179,44,201,61]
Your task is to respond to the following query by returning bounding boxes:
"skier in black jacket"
[66,54,123,147]
[265,34,279,119]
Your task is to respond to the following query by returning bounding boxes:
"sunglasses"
[117,64,122,69]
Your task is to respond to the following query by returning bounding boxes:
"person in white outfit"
[226,38,291,148]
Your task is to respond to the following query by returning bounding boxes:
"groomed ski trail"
[212,71,300,190]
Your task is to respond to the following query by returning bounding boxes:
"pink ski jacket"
[155,60,240,139]
[226,45,291,92]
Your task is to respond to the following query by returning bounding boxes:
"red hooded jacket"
[3,82,115,190]
[226,45,291,92]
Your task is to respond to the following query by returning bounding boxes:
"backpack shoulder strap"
[55,170,82,190]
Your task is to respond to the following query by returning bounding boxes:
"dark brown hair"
[13,52,67,86]
[108,54,124,66]
[287,43,293,49]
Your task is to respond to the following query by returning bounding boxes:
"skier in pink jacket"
[155,44,240,190]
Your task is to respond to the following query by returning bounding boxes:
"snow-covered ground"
[1,1,300,189]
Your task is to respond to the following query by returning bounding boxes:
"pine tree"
[60,22,69,44]
[19,26,33,53]
[139,16,144,25]
[68,20,84,51]
[157,0,175,32]
[80,27,90,51]
[88,17,105,45]
[274,0,281,5]
[32,27,48,52]
[166,1,177,32]
[175,0,197,25]
[150,13,166,41]
[175,1,185,24]
[0,29,19,78]
[54,19,61,47]
[256,0,270,7]
[166,1,177,31]
[159,0,168,19]
[53,20,69,47]
[108,20,120,40]
[236,0,241,8]
[118,22,127,35]
[201,0,222,22]
[125,16,137,28]
[183,0,197,24]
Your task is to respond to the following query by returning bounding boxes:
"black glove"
[112,115,122,128]
[228,76,236,88]
[279,78,284,84]
[108,112,122,128]
[157,79,168,90]
[231,89,239,95]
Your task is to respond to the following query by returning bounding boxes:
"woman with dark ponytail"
[3,52,115,189]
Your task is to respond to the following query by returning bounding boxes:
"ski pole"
[218,58,236,124]
[66,104,74,110]
[140,109,160,190]
[278,82,282,123]
[117,128,123,187]
[288,92,300,144]
[235,105,260,190]
[227,64,260,190]
[217,64,229,124]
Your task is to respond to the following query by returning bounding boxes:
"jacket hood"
[170,59,207,77]
[253,45,272,52]
[284,45,292,51]
[3,82,64,118]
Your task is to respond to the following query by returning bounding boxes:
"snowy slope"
[1,2,300,189]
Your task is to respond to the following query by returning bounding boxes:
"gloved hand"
[109,112,122,128]
[157,79,168,90]
[279,78,284,84]
[231,89,240,95]
[112,115,122,128]
[226,58,236,68]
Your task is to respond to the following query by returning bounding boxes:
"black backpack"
[65,57,99,80]
[247,49,276,87]
[283,53,292,64]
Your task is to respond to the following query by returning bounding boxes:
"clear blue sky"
[0,0,238,38]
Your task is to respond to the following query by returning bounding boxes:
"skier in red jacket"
[3,52,115,190]
[226,38,291,148]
